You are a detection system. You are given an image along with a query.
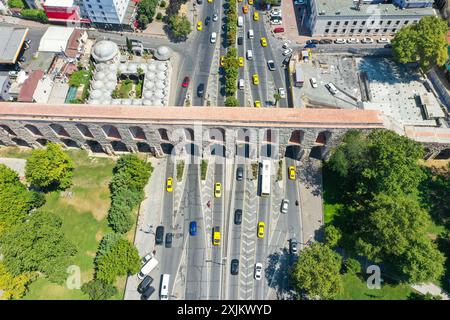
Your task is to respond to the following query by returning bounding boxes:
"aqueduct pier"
[0,103,449,161]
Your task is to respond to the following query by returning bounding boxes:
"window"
[101,11,105,15]
[333,29,337,33]
[366,29,370,33]
[404,20,409,24]
[342,29,346,33]
[371,20,374,24]
[387,20,391,25]
[325,29,329,33]
[327,21,331,25]
[379,20,383,25]
[396,20,400,25]
[88,4,92,8]
[383,28,388,32]
[392,28,396,32]
[375,28,379,32]
[336,21,340,25]
[350,28,354,33]
[358,29,362,33]
[353,21,357,25]
[361,21,366,25]
[344,21,349,25]
[99,5,102,9]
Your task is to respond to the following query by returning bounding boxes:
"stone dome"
[92,40,119,63]
[154,46,172,61]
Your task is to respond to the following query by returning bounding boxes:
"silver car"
[282,48,293,56]
[280,199,289,214]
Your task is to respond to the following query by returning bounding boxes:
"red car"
[273,27,284,33]
[182,76,190,88]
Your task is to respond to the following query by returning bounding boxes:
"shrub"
[156,12,163,20]
[160,0,166,7]
[344,258,362,274]
[108,202,134,234]
[81,279,117,300]
[20,9,48,23]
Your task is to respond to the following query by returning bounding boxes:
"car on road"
[325,82,338,95]
[252,74,259,85]
[294,0,306,4]
[346,38,359,44]
[282,48,293,56]
[306,39,319,45]
[138,255,159,279]
[236,166,244,180]
[190,221,197,236]
[231,259,239,275]
[19,56,25,63]
[334,38,346,44]
[207,0,213,2]
[253,12,259,21]
[210,32,217,43]
[243,5,249,13]
[282,56,290,67]
[166,177,173,192]
[220,56,225,66]
[8,71,19,78]
[205,16,211,26]
[270,9,282,18]
[377,37,390,44]
[214,182,222,198]
[257,222,265,238]
[238,78,244,90]
[288,165,296,180]
[239,57,244,67]
[282,41,290,49]
[267,60,275,71]
[213,226,221,246]
[155,226,165,245]
[260,37,267,47]
[141,253,152,264]
[254,263,263,280]
[25,39,31,46]
[270,18,282,25]
[196,0,203,3]
[141,286,155,300]
[238,36,243,45]
[280,199,289,214]
[182,76,190,88]
[248,0,253,4]
[246,49,253,60]
[197,83,205,97]
[254,100,261,108]
[138,275,154,294]
[384,44,393,48]
[304,43,316,49]
[361,37,374,44]
[234,209,242,225]
[310,77,318,88]
[319,38,333,44]
[197,21,203,31]
[165,233,173,248]
[273,27,284,33]
[212,13,218,21]
[290,238,298,254]
[278,87,286,98]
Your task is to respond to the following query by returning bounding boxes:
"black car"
[236,166,243,181]
[141,286,155,300]
[155,226,164,245]
[306,39,319,45]
[231,259,239,275]
[290,238,298,254]
[384,44,393,49]
[137,275,154,293]
[319,38,332,44]
[234,209,242,225]
[205,16,211,25]
[238,36,243,45]
[165,232,173,248]
[197,83,205,97]
[196,0,203,4]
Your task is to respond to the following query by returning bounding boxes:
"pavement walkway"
[411,283,450,300]
[0,157,26,178]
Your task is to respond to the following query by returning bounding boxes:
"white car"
[254,263,263,280]
[8,71,19,78]
[346,38,359,44]
[377,37,390,44]
[334,38,346,44]
[141,253,152,264]
[280,199,289,214]
[270,18,282,25]
[282,42,290,49]
[282,48,293,56]
[361,37,374,44]
[310,77,318,88]
[278,88,286,99]
[212,13,218,22]
[270,9,282,18]
[210,32,217,43]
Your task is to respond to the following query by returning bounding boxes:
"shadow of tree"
[266,248,296,299]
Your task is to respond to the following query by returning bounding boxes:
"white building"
[75,0,130,25]
[306,0,436,37]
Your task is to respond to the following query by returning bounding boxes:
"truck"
[294,65,304,87]
[138,255,159,279]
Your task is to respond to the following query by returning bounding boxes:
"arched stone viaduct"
[0,103,449,161]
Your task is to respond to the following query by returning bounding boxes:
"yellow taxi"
[260,37,267,47]
[213,226,221,246]
[242,5,249,14]
[239,57,244,67]
[248,0,253,4]
[288,166,296,180]
[214,182,222,198]
[208,0,214,3]
[197,21,203,31]
[166,177,173,192]
[253,12,259,21]
[252,74,259,85]
[254,100,261,108]
[257,222,265,238]
[220,56,225,67]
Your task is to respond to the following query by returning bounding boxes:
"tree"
[344,258,361,275]
[137,0,159,28]
[324,225,342,248]
[169,14,192,39]
[225,96,239,106]
[290,242,343,300]
[138,14,150,29]
[166,0,189,17]
[94,233,122,265]
[110,154,153,195]
[25,142,74,191]
[0,263,35,300]
[392,16,448,70]
[8,0,24,9]
[81,279,117,300]
[108,201,134,234]
[95,239,140,283]
[0,211,77,283]
[273,92,282,106]
[126,37,132,52]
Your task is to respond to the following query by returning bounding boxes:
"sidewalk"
[411,283,450,300]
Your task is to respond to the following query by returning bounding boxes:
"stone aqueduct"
[0,103,449,161]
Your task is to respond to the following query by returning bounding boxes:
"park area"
[0,147,137,300]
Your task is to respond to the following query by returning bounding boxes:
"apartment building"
[306,0,436,37]
[75,0,130,25]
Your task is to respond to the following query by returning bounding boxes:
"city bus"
[260,160,271,197]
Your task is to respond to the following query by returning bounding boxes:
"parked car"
[205,16,211,25]
[267,60,276,71]
[196,0,203,4]
[280,199,289,214]
[141,286,155,300]
[231,259,239,275]
[290,238,298,254]
[212,13,218,21]
[282,48,293,56]
[141,253,152,264]
[234,209,243,225]
[310,77,318,88]
[182,76,190,88]
[270,18,282,25]
[306,39,319,45]
[273,27,284,33]
[377,37,390,44]
[165,233,173,248]
[238,36,243,45]
[384,44,393,48]
[361,37,374,44]
[334,38,346,44]
[190,221,197,236]
[319,38,333,44]
[197,83,205,97]
[138,275,154,294]
[346,38,359,44]
[254,263,263,280]
[278,87,286,98]
[325,82,338,95]
[155,226,164,245]
[236,166,244,180]
[282,41,290,49]
[210,32,217,43]
[304,43,316,49]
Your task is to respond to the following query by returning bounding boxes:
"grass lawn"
[322,166,344,225]
[0,147,130,300]
[337,274,415,300]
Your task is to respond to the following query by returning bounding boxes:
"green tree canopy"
[169,15,192,39]
[0,263,35,300]
[81,279,117,300]
[324,225,342,248]
[290,242,343,300]
[25,142,74,191]
[110,154,153,194]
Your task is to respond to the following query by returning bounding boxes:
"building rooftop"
[18,71,45,103]
[314,0,435,17]
[0,27,29,64]
[44,0,74,7]
[38,27,75,53]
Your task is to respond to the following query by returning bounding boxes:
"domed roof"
[154,46,172,61]
[92,40,119,62]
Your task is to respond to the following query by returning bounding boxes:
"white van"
[160,274,170,300]
[325,82,338,95]
[238,79,244,90]
[238,16,243,27]
[248,29,254,39]
[246,50,253,60]
[138,255,159,279]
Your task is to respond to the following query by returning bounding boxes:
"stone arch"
[260,143,278,159]
[236,143,250,158]
[36,138,49,147]
[236,128,252,143]
[137,142,155,154]
[25,124,43,137]
[61,139,79,148]
[289,130,305,145]
[129,126,146,140]
[111,141,129,152]
[76,124,94,138]
[185,143,200,157]
[210,143,226,157]
[262,129,278,143]
[161,143,174,155]
[49,124,70,137]
[435,148,450,160]
[184,128,194,141]
[11,138,31,147]
[0,140,5,146]
[102,125,121,139]
[285,145,303,160]
[315,131,332,145]
[209,128,225,142]
[158,128,169,141]
[0,125,16,136]
[309,146,326,160]
[86,140,106,153]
